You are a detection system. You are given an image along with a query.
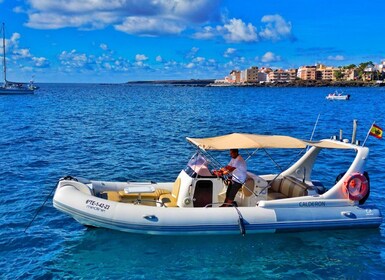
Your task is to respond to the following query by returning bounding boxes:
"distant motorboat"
[326,91,350,100]
[0,23,37,95]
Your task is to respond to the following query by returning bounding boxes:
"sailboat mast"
[2,23,6,83]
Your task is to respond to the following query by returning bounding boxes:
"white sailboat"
[0,23,37,95]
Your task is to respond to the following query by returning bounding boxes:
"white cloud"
[194,14,294,44]
[259,14,293,41]
[193,57,205,63]
[24,0,221,35]
[221,18,258,43]
[58,49,132,72]
[13,48,32,59]
[27,11,119,30]
[2,32,49,69]
[33,57,49,67]
[2,33,22,50]
[115,17,184,36]
[103,62,112,70]
[135,54,148,61]
[222,56,248,70]
[59,50,88,67]
[194,18,258,43]
[261,52,281,63]
[13,6,25,13]
[186,63,195,68]
[224,48,236,57]
[100,43,108,51]
[193,26,217,40]
[327,55,345,61]
[185,47,200,59]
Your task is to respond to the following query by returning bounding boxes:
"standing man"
[214,149,247,207]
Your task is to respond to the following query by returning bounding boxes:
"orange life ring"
[344,172,369,201]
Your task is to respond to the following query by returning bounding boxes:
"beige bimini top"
[186,133,353,150]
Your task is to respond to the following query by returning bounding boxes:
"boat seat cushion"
[118,188,170,199]
[159,178,181,207]
[104,188,171,202]
[268,176,308,200]
[269,179,281,193]
[105,191,122,202]
[242,177,255,197]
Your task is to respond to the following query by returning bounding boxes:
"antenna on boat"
[309,113,320,142]
[306,113,320,151]
[351,119,358,144]
[362,121,376,147]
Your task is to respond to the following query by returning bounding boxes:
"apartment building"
[287,69,298,81]
[242,66,259,83]
[257,72,268,83]
[297,66,317,80]
[268,69,290,82]
[342,68,358,81]
[226,70,241,83]
[317,64,336,81]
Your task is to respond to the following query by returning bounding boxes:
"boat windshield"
[184,152,214,178]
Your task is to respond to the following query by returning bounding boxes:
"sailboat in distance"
[0,23,38,95]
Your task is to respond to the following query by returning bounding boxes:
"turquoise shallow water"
[1,84,384,279]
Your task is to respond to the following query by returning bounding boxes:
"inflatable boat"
[53,132,382,235]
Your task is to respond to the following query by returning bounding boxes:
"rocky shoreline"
[127,79,384,87]
[230,80,385,87]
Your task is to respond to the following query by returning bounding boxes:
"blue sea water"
[1,84,385,279]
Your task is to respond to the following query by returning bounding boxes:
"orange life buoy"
[344,172,369,201]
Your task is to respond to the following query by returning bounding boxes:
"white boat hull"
[326,94,350,100]
[53,181,382,235]
[0,87,35,95]
[53,135,383,235]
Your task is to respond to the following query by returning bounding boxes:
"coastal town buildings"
[215,60,384,85]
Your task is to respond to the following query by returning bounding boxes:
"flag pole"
[362,121,375,147]
[307,113,320,151]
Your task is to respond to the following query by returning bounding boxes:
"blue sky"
[1,0,384,83]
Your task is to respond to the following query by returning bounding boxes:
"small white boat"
[326,91,350,100]
[53,130,382,235]
[0,23,37,95]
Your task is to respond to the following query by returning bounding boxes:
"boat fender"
[359,172,370,205]
[184,197,191,205]
[344,172,369,201]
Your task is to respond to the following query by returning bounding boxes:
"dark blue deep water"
[1,84,385,279]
